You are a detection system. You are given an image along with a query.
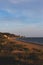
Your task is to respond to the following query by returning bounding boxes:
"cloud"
[0,0,43,37]
[0,0,41,20]
[9,0,28,4]
[9,0,39,4]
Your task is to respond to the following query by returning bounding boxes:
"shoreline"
[16,38,43,46]
[15,39,43,51]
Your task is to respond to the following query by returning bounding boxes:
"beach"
[0,33,43,65]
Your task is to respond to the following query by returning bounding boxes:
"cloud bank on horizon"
[0,0,43,37]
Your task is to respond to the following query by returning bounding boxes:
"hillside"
[0,32,43,65]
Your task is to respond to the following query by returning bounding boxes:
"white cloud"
[9,0,27,4]
[9,0,39,4]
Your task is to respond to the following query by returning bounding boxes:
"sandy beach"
[0,33,43,65]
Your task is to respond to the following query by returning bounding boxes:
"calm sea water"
[17,37,43,45]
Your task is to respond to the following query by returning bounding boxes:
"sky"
[0,0,43,37]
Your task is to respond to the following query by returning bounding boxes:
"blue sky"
[0,0,43,37]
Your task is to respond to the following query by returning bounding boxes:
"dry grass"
[0,33,43,65]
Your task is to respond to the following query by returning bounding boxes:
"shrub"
[15,44,23,48]
[23,48,29,51]
[32,48,41,52]
[29,53,39,61]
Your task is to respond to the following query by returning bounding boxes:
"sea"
[17,37,43,45]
